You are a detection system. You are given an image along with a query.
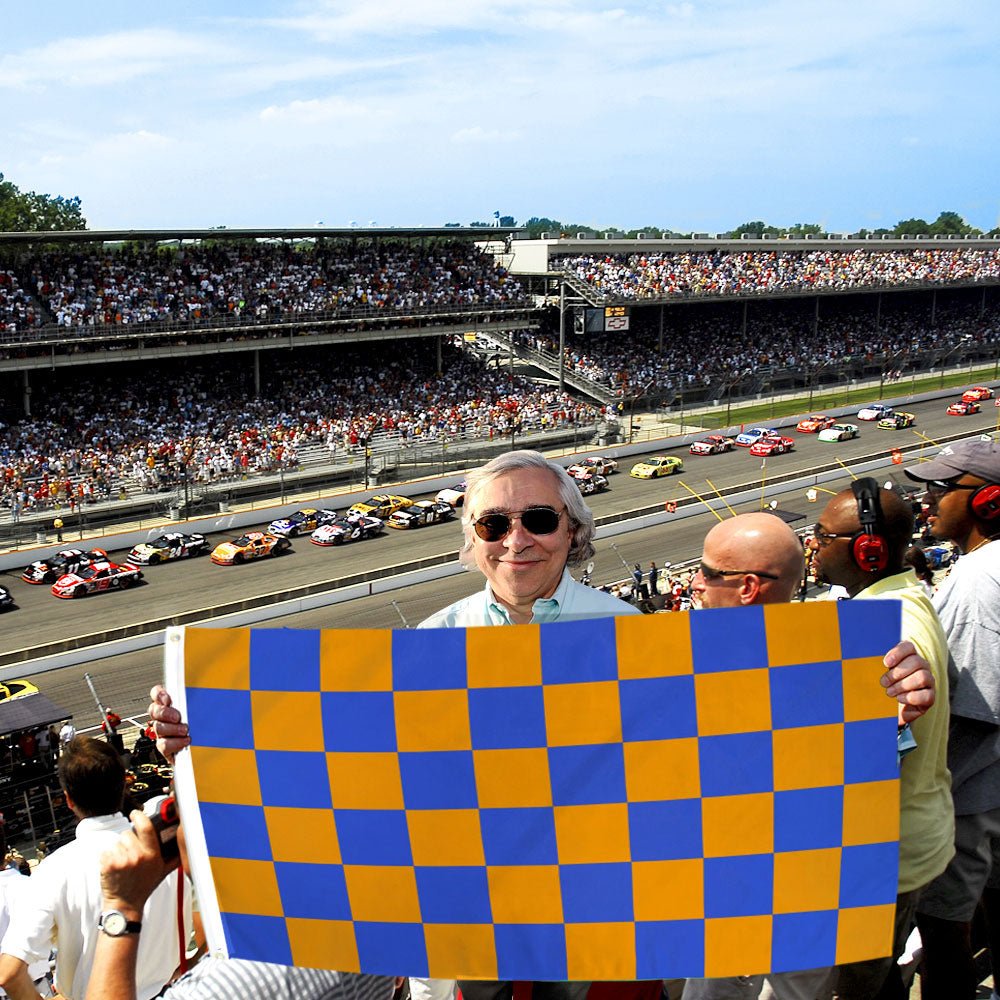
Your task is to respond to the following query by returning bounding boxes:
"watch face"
[101,911,129,936]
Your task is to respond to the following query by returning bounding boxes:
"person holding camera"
[0,738,190,1000]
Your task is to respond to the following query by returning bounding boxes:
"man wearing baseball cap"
[905,436,1000,1000]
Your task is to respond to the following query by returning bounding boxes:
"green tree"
[522,217,564,238]
[0,172,87,231]
[893,217,931,236]
[927,211,980,236]
[784,222,824,238]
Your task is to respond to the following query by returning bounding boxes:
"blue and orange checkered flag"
[168,599,902,980]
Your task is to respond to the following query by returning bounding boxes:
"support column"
[22,370,31,418]
[254,349,260,396]
[875,292,882,333]
[658,305,665,352]
[558,281,565,392]
[436,334,442,375]
[930,289,937,326]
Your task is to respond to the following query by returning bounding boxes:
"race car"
[629,456,684,479]
[796,415,836,433]
[817,422,859,443]
[210,531,291,565]
[689,435,736,456]
[567,456,619,477]
[0,585,14,611]
[311,515,384,546]
[51,560,142,599]
[734,427,774,447]
[267,507,339,537]
[574,472,610,496]
[962,386,993,402]
[387,500,455,529]
[127,532,207,565]
[878,411,916,430]
[23,548,109,585]
[348,494,413,519]
[0,679,38,701]
[749,435,795,457]
[858,403,894,421]
[946,400,981,416]
[435,482,467,507]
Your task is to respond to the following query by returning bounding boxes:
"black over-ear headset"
[851,477,889,573]
[970,483,1000,521]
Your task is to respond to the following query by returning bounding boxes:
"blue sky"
[2,1,999,232]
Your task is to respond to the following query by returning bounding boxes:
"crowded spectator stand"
[0,693,75,852]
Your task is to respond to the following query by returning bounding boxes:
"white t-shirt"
[1,814,191,1000]
[0,868,50,991]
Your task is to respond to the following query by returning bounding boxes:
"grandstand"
[1,228,999,541]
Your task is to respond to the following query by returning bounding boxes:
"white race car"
[857,403,893,421]
[435,482,467,507]
[128,532,207,565]
[817,423,859,443]
[575,473,610,496]
[567,456,618,477]
[311,515,385,546]
[734,427,775,447]
[267,508,339,537]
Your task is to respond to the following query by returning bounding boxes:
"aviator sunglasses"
[473,506,566,542]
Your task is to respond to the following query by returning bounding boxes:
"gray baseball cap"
[905,437,1000,484]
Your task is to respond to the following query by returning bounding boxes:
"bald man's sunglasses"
[698,561,779,581]
[473,506,565,542]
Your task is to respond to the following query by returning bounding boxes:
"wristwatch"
[99,910,142,937]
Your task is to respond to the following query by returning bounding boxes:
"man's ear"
[738,575,762,606]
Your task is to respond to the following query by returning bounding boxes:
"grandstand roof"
[0,693,71,737]
[506,234,1000,275]
[0,226,525,247]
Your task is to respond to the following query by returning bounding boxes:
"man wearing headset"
[806,480,953,1000]
[904,438,1000,1000]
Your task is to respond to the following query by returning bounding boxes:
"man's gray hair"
[458,450,596,569]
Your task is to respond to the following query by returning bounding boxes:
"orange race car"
[796,415,836,433]
[210,531,292,565]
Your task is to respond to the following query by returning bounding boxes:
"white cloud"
[0,29,229,90]
[259,96,371,125]
[451,126,522,144]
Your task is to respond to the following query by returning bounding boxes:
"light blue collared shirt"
[418,569,641,628]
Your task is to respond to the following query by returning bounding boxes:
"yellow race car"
[348,494,414,519]
[0,679,38,702]
[211,531,292,565]
[629,456,684,479]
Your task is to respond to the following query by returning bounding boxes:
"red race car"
[51,560,142,599]
[962,386,993,403]
[947,400,981,416]
[749,436,795,457]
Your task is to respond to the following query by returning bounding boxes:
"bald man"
[684,506,941,1000]
[690,511,806,610]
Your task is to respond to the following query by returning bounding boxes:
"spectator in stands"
[904,440,1000,1000]
[0,825,49,995]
